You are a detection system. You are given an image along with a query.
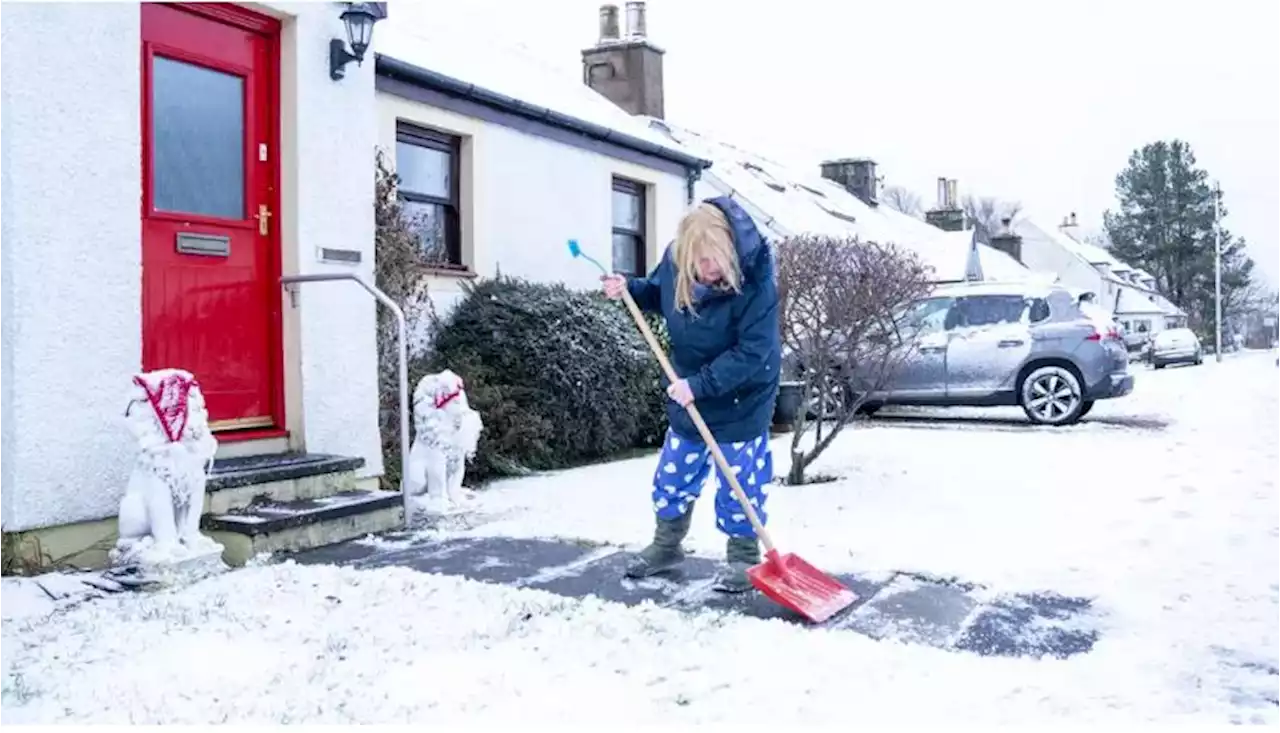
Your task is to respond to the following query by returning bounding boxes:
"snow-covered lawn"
[4,351,1277,724]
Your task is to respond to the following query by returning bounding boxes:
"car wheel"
[1020,365,1085,426]
[1078,400,1095,418]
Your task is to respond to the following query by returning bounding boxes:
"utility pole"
[1214,181,1223,363]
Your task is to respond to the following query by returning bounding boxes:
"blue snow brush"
[567,238,609,276]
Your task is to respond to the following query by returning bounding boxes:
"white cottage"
[1011,215,1187,345]
[0,2,707,571]
[1,2,393,569]
[371,18,708,321]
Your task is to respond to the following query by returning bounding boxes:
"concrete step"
[204,452,368,515]
[202,489,403,566]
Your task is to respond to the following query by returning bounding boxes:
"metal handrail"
[280,273,409,521]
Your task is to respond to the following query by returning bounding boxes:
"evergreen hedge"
[417,276,671,482]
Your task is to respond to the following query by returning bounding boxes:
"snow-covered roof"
[646,119,1038,285]
[373,21,708,170]
[1115,285,1168,316]
[1150,292,1187,317]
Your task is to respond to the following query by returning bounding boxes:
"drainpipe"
[685,167,702,204]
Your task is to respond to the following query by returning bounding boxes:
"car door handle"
[997,339,1024,348]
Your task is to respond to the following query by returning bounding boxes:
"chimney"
[925,176,964,232]
[1059,211,1081,241]
[581,2,666,119]
[625,1,647,39]
[598,4,620,42]
[988,216,1023,263]
[819,158,878,206]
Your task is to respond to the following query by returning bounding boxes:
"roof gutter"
[375,53,713,175]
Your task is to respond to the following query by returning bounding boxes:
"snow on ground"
[2,351,1276,723]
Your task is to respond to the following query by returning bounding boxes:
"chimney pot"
[625,1,647,39]
[582,0,665,118]
[598,4,620,42]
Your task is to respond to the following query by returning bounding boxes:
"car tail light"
[1086,325,1121,341]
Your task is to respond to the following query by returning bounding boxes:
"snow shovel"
[568,239,859,624]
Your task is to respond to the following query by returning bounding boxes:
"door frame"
[139,2,287,441]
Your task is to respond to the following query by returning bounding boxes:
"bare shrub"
[776,234,934,484]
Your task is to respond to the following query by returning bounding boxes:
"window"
[900,296,957,335]
[1029,298,1051,323]
[611,177,646,276]
[396,122,462,267]
[950,294,1029,328]
[152,56,245,218]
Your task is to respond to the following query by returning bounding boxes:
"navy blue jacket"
[627,196,781,443]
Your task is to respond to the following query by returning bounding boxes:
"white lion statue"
[405,369,483,521]
[110,368,224,571]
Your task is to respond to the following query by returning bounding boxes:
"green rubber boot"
[713,535,761,593]
[624,512,693,579]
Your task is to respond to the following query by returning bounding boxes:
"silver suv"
[864,281,1135,425]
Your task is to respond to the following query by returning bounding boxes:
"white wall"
[0,3,382,531]
[1,4,142,531]
[376,91,689,351]
[275,3,382,478]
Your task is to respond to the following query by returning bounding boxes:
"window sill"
[421,266,478,280]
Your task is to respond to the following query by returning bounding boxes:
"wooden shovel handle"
[617,288,777,554]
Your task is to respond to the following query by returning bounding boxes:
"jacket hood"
[702,195,771,284]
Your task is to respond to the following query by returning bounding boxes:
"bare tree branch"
[961,195,1022,244]
[881,185,924,219]
[777,235,934,484]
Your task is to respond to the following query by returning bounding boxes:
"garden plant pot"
[773,381,805,428]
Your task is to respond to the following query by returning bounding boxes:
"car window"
[952,295,1029,328]
[900,296,956,335]
[1028,298,1051,323]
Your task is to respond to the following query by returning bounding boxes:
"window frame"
[395,121,464,269]
[611,176,647,276]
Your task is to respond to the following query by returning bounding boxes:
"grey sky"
[393,0,1279,288]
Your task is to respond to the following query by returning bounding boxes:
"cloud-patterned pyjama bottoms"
[650,427,774,538]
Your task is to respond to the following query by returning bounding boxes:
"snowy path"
[2,351,1276,724]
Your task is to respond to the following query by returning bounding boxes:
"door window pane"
[152,55,245,218]
[396,141,451,199]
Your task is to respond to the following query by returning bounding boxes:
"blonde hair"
[673,203,740,312]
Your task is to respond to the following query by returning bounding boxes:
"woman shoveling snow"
[601,197,781,593]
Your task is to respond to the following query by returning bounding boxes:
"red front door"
[140,3,283,434]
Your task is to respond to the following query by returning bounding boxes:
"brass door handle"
[257,204,272,236]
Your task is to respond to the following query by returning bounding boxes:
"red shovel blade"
[747,549,859,624]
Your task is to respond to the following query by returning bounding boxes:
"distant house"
[573,4,1031,287]
[372,20,708,325]
[1011,215,1187,344]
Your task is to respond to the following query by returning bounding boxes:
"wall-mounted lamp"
[330,3,384,81]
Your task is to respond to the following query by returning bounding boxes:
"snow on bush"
[419,276,670,481]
